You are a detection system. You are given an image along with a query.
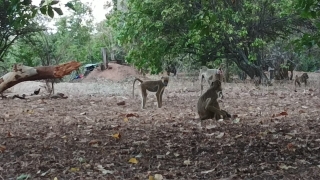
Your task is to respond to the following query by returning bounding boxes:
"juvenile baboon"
[199,66,224,95]
[295,73,309,87]
[133,77,169,109]
[197,80,231,120]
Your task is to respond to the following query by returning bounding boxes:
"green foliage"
[0,0,74,65]
[95,20,125,62]
[38,0,75,18]
[2,0,99,70]
[295,46,320,71]
[280,63,289,69]
[109,0,302,74]
[6,31,59,67]
[52,1,95,64]
[294,0,320,48]
[298,56,320,71]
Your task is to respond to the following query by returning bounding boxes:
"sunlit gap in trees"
[31,0,111,33]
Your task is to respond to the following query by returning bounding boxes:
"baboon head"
[161,76,169,86]
[302,73,309,80]
[210,80,222,91]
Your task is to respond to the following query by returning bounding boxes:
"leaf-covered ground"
[1,76,320,180]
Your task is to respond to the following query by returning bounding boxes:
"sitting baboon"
[295,73,309,87]
[199,66,224,95]
[197,80,231,120]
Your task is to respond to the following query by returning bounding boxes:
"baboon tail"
[221,109,231,118]
[133,78,143,98]
[201,66,208,71]
[200,75,205,95]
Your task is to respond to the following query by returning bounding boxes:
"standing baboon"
[197,80,231,120]
[295,73,309,87]
[45,78,62,94]
[199,66,224,95]
[133,77,169,109]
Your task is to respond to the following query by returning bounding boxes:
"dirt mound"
[83,63,142,82]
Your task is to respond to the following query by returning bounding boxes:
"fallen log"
[0,61,81,94]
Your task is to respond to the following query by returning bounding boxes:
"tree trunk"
[233,59,258,79]
[0,61,81,93]
[101,48,108,71]
[228,49,261,79]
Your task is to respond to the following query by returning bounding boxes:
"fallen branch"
[0,61,81,94]
[12,94,26,99]
[6,93,68,101]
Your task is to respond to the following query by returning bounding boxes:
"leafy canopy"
[0,0,75,62]
[110,0,301,75]
[294,0,320,48]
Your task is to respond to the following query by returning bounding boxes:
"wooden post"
[268,67,274,80]
[101,48,108,71]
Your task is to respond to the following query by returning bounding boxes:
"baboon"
[166,65,177,76]
[199,66,224,95]
[197,80,231,120]
[133,77,169,109]
[45,78,62,94]
[253,75,261,86]
[216,66,226,82]
[215,70,224,82]
[295,73,309,87]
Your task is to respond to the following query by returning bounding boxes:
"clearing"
[1,63,320,180]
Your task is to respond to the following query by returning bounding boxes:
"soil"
[1,64,320,180]
[83,63,144,82]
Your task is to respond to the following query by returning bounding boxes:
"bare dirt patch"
[84,63,143,82]
[1,68,320,179]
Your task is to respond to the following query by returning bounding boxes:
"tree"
[52,0,95,64]
[3,0,96,69]
[110,0,306,78]
[0,0,74,63]
[294,0,320,48]
[6,31,58,67]
[95,20,126,62]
